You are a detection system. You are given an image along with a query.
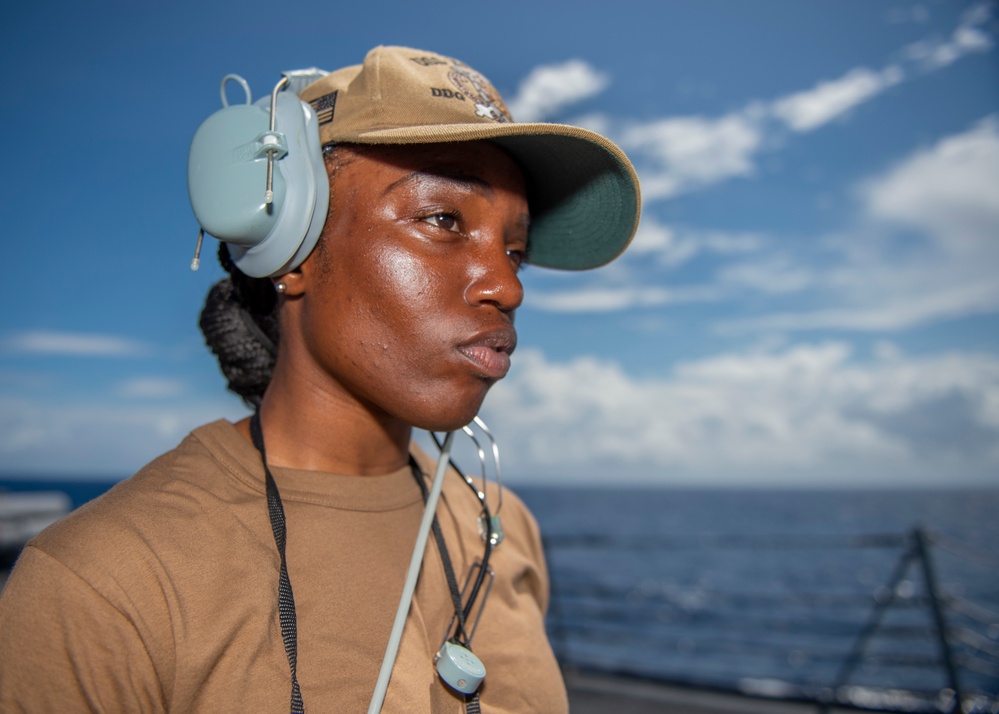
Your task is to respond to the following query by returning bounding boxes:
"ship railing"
[542,526,999,714]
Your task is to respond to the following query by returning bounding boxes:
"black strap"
[410,461,483,714]
[409,456,470,645]
[428,434,495,626]
[250,416,486,712]
[251,413,305,714]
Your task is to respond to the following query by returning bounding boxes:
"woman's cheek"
[378,245,434,296]
[372,241,461,322]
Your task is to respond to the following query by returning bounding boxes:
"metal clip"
[264,76,290,205]
[439,561,495,649]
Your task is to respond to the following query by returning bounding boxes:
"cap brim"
[332,122,641,271]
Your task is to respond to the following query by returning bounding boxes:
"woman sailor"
[0,45,640,713]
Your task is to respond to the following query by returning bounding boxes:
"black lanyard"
[249,413,482,713]
[250,413,305,713]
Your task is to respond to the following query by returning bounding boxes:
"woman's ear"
[272,268,305,297]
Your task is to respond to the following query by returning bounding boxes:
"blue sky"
[1,0,997,487]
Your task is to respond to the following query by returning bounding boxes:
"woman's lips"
[459,345,512,379]
[458,329,517,380]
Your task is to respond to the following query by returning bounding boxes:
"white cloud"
[529,284,720,313]
[562,112,612,136]
[1,330,148,357]
[718,280,999,333]
[771,66,904,132]
[954,23,993,52]
[962,1,995,27]
[14,339,995,487]
[696,231,767,256]
[719,117,999,332]
[628,218,679,255]
[0,396,246,476]
[606,5,994,202]
[117,377,188,399]
[886,4,930,25]
[621,112,764,199]
[506,60,609,122]
[484,344,999,486]
[901,2,994,70]
[495,4,995,212]
[533,115,999,326]
[619,59,907,199]
[718,256,816,294]
[627,218,764,267]
[862,115,999,246]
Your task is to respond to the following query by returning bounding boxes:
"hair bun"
[199,275,279,408]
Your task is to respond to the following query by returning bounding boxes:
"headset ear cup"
[269,94,330,276]
[188,103,281,248]
[188,88,330,278]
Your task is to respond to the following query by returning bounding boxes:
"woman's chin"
[409,400,486,435]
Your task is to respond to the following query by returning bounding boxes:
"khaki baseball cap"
[299,46,640,271]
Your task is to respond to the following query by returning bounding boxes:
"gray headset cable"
[367,431,456,714]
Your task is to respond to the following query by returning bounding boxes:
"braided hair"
[199,242,280,409]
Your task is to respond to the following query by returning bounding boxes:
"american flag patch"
[309,91,338,125]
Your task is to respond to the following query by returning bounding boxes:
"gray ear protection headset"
[187,70,330,278]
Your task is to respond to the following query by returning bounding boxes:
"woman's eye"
[507,249,527,270]
[423,213,459,231]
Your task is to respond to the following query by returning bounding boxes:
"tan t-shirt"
[0,420,568,713]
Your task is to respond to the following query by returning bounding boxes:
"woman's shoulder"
[27,419,262,578]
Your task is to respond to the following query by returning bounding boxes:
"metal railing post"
[819,532,919,713]
[913,527,965,714]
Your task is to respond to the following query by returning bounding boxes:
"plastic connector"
[435,641,486,694]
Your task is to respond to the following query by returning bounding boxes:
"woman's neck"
[238,357,412,476]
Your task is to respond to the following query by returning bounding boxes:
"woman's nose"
[464,242,524,313]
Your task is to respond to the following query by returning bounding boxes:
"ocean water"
[3,479,997,707]
[516,486,999,708]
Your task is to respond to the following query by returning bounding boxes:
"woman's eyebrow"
[383,168,494,197]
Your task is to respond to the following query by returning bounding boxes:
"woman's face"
[291,141,529,432]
